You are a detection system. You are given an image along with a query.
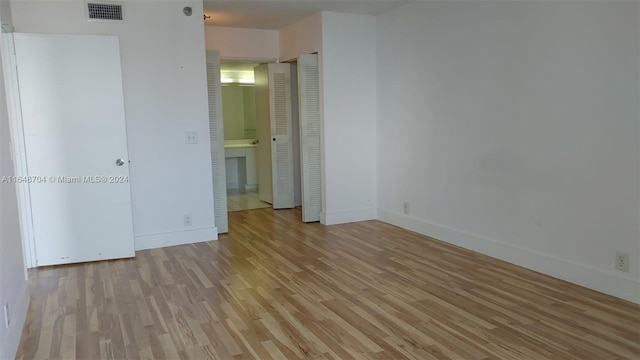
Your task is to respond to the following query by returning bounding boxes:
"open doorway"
[207,53,318,233]
[218,60,302,215]
[219,61,272,212]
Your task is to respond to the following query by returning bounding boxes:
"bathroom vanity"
[224,139,258,191]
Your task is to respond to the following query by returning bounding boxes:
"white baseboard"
[321,206,377,225]
[226,182,239,190]
[244,184,258,191]
[0,281,30,360]
[378,208,640,304]
[134,227,218,251]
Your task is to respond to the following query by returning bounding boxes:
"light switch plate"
[185,131,198,144]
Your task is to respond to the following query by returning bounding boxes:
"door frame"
[214,55,280,224]
[1,32,36,270]
[215,56,309,220]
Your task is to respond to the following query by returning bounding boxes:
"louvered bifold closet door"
[297,54,322,222]
[206,51,228,233]
[269,64,295,209]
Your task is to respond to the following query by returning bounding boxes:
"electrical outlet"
[403,201,410,215]
[4,303,9,328]
[615,252,629,272]
[183,214,192,226]
[185,131,198,144]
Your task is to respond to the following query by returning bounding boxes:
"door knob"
[115,158,125,166]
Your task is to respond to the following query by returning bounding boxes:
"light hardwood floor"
[16,208,640,359]
[227,189,271,212]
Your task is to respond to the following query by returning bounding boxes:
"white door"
[297,54,322,222]
[255,64,273,204]
[255,63,295,209]
[205,51,228,233]
[14,33,134,266]
[268,64,295,209]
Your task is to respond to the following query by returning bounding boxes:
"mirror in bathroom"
[220,62,259,140]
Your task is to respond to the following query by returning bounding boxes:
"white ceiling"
[203,0,412,30]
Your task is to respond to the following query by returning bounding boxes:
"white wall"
[0,58,29,360]
[0,3,30,358]
[377,1,640,303]
[205,26,278,62]
[11,0,217,250]
[279,13,322,62]
[321,12,377,225]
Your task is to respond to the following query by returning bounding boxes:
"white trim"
[378,208,640,304]
[134,227,218,251]
[1,33,36,270]
[321,206,376,225]
[0,281,29,360]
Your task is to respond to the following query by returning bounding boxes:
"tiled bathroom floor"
[227,189,271,212]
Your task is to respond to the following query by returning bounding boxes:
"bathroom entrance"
[206,52,321,233]
[219,60,303,214]
[219,61,271,212]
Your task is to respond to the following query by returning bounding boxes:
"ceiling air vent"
[86,2,124,21]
